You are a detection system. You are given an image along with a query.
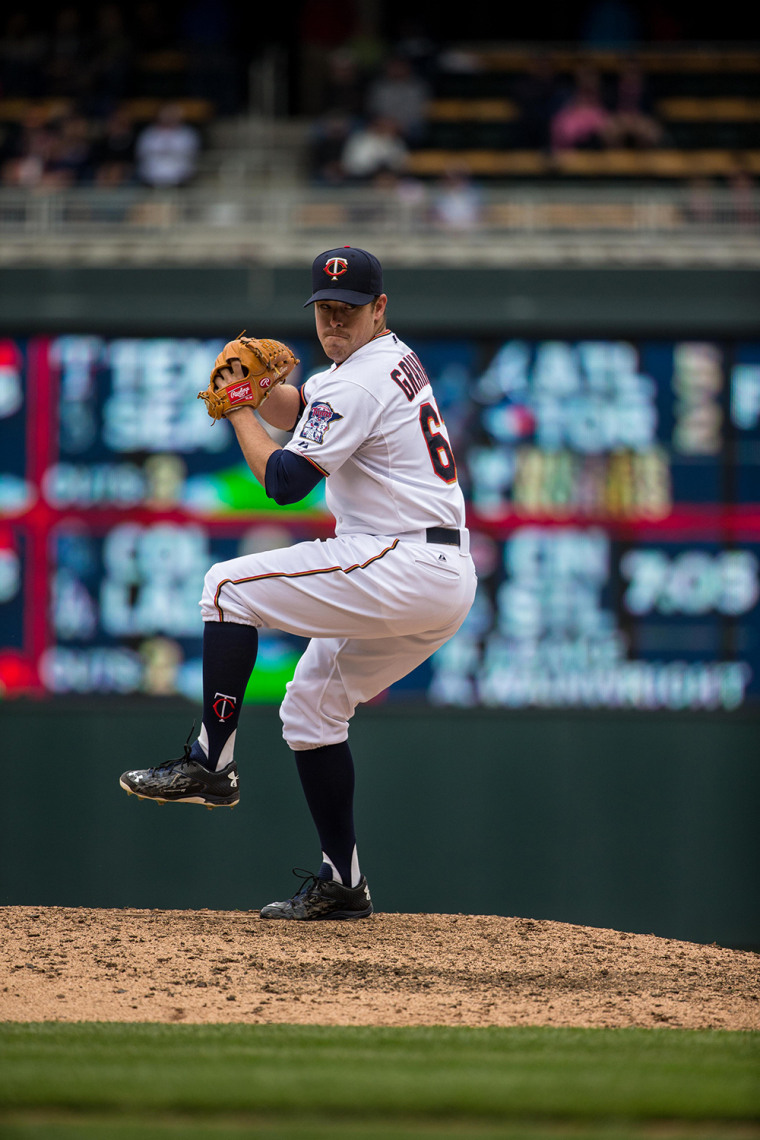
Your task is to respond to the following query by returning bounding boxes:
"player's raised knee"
[280,687,349,752]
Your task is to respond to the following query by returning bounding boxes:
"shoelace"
[288,868,325,899]
[148,723,195,774]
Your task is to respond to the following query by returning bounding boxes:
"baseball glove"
[198,333,300,420]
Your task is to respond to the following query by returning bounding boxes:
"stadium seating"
[406,46,760,183]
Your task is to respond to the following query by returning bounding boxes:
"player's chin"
[323,337,351,362]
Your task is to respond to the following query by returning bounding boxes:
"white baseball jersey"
[201,328,476,750]
[285,330,466,536]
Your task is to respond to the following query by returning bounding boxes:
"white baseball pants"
[200,531,476,750]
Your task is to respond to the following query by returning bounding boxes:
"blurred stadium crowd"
[0,0,756,213]
[0,2,241,189]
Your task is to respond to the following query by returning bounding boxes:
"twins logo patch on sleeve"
[300,401,343,444]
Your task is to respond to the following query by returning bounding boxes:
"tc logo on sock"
[213,692,237,721]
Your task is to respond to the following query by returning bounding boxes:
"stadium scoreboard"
[1,334,758,709]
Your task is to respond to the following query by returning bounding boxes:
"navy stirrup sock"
[294,741,358,887]
[197,621,259,771]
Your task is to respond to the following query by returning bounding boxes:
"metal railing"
[1,183,758,266]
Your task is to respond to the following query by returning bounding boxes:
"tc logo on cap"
[324,256,349,280]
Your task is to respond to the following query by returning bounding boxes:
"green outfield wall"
[2,701,757,949]
[1,265,759,337]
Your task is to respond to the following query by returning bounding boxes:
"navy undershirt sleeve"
[265,449,324,505]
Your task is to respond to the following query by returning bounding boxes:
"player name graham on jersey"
[391,351,431,402]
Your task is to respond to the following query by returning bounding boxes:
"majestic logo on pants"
[213,692,237,721]
[300,402,343,444]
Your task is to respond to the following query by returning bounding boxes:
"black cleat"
[119,735,239,809]
[260,869,373,921]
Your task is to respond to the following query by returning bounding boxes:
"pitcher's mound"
[1,907,757,1028]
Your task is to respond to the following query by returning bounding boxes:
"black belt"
[426,527,460,547]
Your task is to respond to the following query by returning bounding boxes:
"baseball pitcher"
[120,246,477,920]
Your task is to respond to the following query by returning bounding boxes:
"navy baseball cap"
[304,246,384,307]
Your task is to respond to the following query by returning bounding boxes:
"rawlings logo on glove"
[198,332,299,420]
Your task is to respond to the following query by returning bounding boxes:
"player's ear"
[373,294,388,322]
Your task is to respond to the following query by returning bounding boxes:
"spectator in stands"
[549,67,617,153]
[607,61,664,148]
[135,102,200,187]
[339,114,409,182]
[373,167,427,212]
[0,103,57,187]
[430,167,484,231]
[343,165,427,228]
[364,54,431,144]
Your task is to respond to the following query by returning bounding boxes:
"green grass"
[0,1023,757,1139]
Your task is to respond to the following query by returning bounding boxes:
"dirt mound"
[1,907,757,1028]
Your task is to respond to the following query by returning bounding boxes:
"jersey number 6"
[419,401,457,484]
